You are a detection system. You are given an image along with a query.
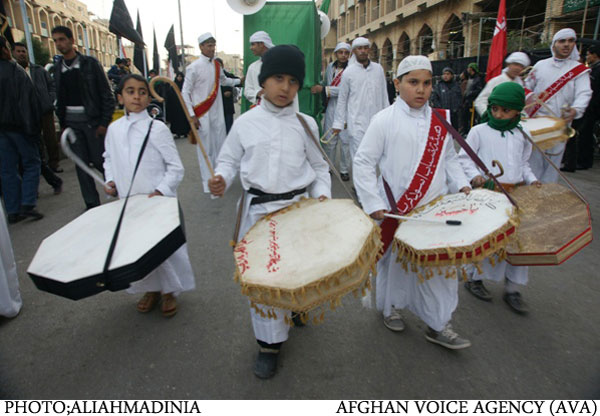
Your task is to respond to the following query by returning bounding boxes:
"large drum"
[234,198,381,314]
[520,116,569,151]
[392,189,518,276]
[28,195,185,300]
[506,183,592,265]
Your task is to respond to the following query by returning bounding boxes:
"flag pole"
[177,0,185,73]
[142,49,148,78]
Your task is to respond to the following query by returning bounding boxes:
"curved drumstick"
[60,128,107,187]
[320,128,337,144]
[490,160,504,179]
[149,76,215,177]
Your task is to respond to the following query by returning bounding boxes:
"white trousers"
[322,130,351,174]
[376,248,459,332]
[470,256,529,286]
[528,141,565,184]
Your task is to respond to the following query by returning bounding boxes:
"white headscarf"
[249,31,274,49]
[334,42,351,53]
[396,55,432,78]
[352,37,370,49]
[551,28,580,61]
[505,51,530,67]
[198,32,215,45]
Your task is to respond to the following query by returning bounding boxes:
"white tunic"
[103,110,195,295]
[353,98,470,331]
[332,60,389,159]
[458,123,537,286]
[215,98,331,344]
[0,203,22,318]
[474,70,524,116]
[243,58,300,111]
[322,61,351,174]
[182,54,240,193]
[525,57,592,183]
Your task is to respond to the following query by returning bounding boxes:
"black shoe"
[253,349,279,379]
[21,207,43,221]
[340,173,350,182]
[7,213,25,224]
[464,280,492,301]
[503,292,529,315]
[85,203,100,211]
[53,180,63,195]
[560,166,576,172]
[291,312,305,327]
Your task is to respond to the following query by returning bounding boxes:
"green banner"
[563,0,600,13]
[242,1,322,119]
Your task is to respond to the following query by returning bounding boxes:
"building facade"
[2,0,119,67]
[321,0,598,74]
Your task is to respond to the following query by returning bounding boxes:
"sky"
[84,0,310,63]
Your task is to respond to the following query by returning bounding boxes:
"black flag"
[133,11,147,75]
[0,1,14,45]
[108,0,144,46]
[152,27,160,73]
[164,24,179,71]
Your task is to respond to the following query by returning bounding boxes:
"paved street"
[0,137,599,399]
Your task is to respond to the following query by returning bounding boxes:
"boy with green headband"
[458,82,541,314]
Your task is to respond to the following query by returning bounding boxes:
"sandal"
[161,293,177,317]
[136,292,160,313]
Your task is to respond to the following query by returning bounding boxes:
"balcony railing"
[372,6,379,21]
[360,12,366,27]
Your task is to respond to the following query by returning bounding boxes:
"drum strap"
[296,113,358,204]
[431,110,519,209]
[248,187,308,205]
[100,118,156,288]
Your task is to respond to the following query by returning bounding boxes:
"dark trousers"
[0,131,41,214]
[66,118,104,208]
[38,139,62,189]
[41,112,60,170]
[562,119,584,170]
[224,113,234,134]
[577,116,597,168]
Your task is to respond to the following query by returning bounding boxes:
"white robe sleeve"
[302,117,332,198]
[214,125,243,192]
[220,67,240,88]
[102,125,115,184]
[332,73,350,130]
[181,65,196,116]
[152,123,185,197]
[474,77,498,116]
[352,117,388,215]
[572,71,592,119]
[520,129,538,184]
[380,69,389,109]
[457,129,482,182]
[244,63,260,104]
[444,136,471,193]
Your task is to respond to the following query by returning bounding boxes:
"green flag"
[320,0,331,13]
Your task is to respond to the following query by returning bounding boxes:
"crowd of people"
[0,24,599,382]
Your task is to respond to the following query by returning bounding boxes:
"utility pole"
[178,0,185,73]
[18,0,35,63]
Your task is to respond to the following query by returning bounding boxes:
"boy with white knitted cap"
[353,56,473,349]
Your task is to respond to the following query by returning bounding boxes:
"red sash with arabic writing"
[379,109,448,254]
[525,64,588,117]
[193,60,221,118]
[331,67,344,87]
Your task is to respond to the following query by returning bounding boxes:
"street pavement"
[0,135,599,399]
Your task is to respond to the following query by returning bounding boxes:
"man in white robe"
[103,107,195,315]
[243,31,299,111]
[182,32,241,193]
[353,56,472,350]
[525,28,592,183]
[332,37,389,161]
[474,52,530,116]
[0,203,22,318]
[311,42,352,180]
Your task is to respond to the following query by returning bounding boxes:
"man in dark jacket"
[51,26,115,209]
[0,36,43,223]
[215,58,239,133]
[12,42,63,194]
[577,45,600,169]
[431,67,462,129]
[461,63,485,134]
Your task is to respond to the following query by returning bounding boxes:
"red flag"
[485,0,507,82]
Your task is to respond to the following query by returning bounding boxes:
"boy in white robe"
[459,82,541,314]
[103,74,195,318]
[208,45,331,379]
[353,56,472,350]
